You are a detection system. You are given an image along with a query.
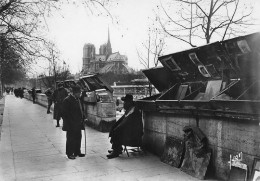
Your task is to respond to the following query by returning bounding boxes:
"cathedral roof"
[107,52,127,62]
[99,62,133,74]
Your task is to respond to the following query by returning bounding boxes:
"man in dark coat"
[107,94,143,159]
[52,83,68,127]
[62,85,85,160]
[31,87,36,104]
[44,87,53,114]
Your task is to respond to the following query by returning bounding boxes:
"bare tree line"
[0,0,258,88]
[0,0,113,87]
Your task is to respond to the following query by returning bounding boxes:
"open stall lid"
[159,32,260,83]
[142,32,260,101]
[158,42,232,82]
[79,74,113,93]
[142,66,178,92]
[222,32,260,81]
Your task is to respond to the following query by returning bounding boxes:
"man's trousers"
[66,129,82,156]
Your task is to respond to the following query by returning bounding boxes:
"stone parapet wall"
[24,93,116,132]
[142,110,260,180]
[83,102,116,132]
[24,93,54,111]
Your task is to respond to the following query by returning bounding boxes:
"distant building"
[82,29,133,74]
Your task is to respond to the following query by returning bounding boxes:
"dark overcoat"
[53,87,68,120]
[62,94,84,132]
[109,106,143,146]
[62,94,84,156]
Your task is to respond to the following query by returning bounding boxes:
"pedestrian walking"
[31,87,36,104]
[44,87,53,114]
[62,85,85,159]
[52,83,68,127]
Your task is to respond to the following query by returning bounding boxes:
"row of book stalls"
[136,32,260,180]
[55,32,260,180]
[24,32,260,180]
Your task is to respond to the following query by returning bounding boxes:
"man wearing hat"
[52,82,68,127]
[62,85,85,159]
[107,94,143,159]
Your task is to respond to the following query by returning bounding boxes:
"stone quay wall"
[24,93,116,132]
[83,102,116,132]
[143,110,260,180]
[24,93,54,111]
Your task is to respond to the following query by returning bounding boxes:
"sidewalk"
[0,95,201,181]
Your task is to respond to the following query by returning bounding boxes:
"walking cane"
[84,119,87,155]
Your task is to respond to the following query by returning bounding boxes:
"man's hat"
[57,82,64,87]
[121,94,133,102]
[71,85,81,93]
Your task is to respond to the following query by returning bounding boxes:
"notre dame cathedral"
[82,29,133,75]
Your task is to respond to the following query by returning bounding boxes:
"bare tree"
[44,42,61,88]
[136,23,165,96]
[0,0,117,66]
[137,27,165,69]
[0,1,60,63]
[157,0,255,47]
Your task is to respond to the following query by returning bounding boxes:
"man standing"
[53,83,68,127]
[31,87,36,103]
[44,87,53,114]
[62,85,85,159]
[107,94,143,159]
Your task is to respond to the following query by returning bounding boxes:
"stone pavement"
[0,95,202,181]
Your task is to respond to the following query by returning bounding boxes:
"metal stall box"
[79,74,116,132]
[136,33,260,180]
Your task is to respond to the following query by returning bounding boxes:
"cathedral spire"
[108,26,110,44]
[106,26,112,56]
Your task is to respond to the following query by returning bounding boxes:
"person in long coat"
[31,87,36,104]
[107,94,143,159]
[52,83,68,127]
[44,87,54,114]
[62,85,85,159]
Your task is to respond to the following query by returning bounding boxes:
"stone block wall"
[199,117,260,179]
[24,93,53,111]
[142,110,260,180]
[24,93,116,132]
[143,112,166,155]
[84,102,116,132]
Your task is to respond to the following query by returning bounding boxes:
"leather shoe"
[56,125,60,127]
[67,155,76,159]
[75,153,85,157]
[108,149,122,154]
[106,152,119,159]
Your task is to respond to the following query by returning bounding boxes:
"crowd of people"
[11,82,144,160]
[13,88,25,98]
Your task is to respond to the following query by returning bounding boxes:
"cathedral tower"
[82,43,95,71]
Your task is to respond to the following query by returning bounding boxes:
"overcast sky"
[43,0,260,74]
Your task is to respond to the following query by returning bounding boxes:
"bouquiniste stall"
[136,32,260,180]
[79,74,116,132]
